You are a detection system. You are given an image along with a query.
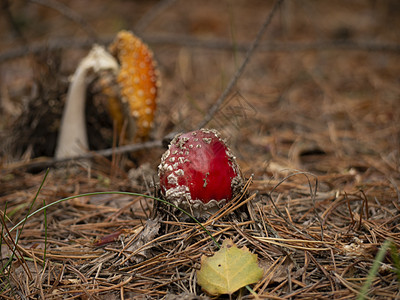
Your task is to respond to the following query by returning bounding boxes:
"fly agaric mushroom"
[55,45,119,159]
[158,129,243,217]
[109,30,159,141]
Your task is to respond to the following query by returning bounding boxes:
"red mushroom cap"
[158,129,243,216]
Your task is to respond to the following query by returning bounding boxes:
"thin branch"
[197,0,284,129]
[134,0,178,33]
[3,140,163,170]
[29,0,98,41]
[1,35,399,64]
[1,0,28,44]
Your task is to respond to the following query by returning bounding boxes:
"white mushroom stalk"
[55,45,119,159]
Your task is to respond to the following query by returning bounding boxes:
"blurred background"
[0,0,399,180]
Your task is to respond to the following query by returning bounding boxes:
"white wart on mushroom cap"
[158,128,243,216]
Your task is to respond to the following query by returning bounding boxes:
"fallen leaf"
[197,239,263,295]
[126,218,160,263]
[93,229,125,247]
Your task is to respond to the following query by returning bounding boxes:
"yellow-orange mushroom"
[109,30,159,141]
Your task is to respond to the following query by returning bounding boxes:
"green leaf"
[358,240,391,300]
[197,239,263,295]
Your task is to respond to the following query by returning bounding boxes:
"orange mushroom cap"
[109,30,159,141]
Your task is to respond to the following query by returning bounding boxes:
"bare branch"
[134,0,179,33]
[1,0,28,44]
[29,0,98,41]
[1,34,399,64]
[197,0,284,129]
[3,140,163,170]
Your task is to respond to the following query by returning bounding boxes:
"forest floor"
[1,0,400,299]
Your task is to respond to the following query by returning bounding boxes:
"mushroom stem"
[55,45,119,159]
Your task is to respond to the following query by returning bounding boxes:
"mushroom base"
[171,198,228,219]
